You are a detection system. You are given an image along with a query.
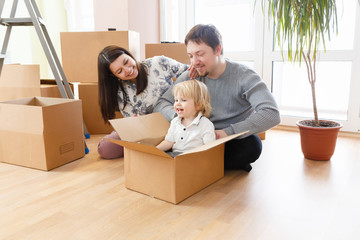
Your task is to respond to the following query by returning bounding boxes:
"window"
[160,0,360,132]
[265,0,360,131]
[64,0,94,31]
[194,0,255,52]
[272,61,352,121]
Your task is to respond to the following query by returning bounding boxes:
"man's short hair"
[184,24,223,55]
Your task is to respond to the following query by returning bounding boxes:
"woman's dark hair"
[98,45,148,123]
[184,24,223,55]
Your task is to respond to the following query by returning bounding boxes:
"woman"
[97,45,195,159]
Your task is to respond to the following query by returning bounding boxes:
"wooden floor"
[1,129,359,240]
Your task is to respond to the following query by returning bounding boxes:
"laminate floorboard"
[1,130,359,240]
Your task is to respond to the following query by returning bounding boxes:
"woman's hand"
[188,65,199,79]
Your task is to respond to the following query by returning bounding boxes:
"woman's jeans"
[98,130,124,159]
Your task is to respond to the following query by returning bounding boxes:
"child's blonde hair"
[173,80,212,118]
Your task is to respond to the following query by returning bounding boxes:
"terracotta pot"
[296,120,342,161]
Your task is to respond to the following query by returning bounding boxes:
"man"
[154,24,280,172]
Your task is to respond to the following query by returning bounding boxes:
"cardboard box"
[60,31,140,83]
[40,79,74,98]
[78,83,122,134]
[40,85,62,98]
[0,64,41,101]
[0,97,85,171]
[258,132,266,140]
[145,43,190,64]
[106,113,246,204]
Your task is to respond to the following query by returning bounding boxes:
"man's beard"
[199,71,209,77]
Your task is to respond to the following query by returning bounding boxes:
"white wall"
[93,0,129,31]
[1,0,160,77]
[129,0,160,60]
[93,0,160,60]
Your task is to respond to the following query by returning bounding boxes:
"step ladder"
[0,0,90,154]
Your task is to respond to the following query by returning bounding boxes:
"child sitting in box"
[156,80,216,155]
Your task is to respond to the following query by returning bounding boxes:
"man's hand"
[215,130,228,139]
[188,65,199,79]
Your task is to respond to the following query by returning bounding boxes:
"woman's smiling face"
[109,53,138,81]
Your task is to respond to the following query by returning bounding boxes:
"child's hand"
[215,130,228,139]
[156,140,174,152]
[188,65,199,79]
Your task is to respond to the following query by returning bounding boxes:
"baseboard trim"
[273,125,360,139]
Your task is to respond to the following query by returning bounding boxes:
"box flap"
[0,100,44,134]
[180,131,249,155]
[0,88,41,102]
[109,112,170,142]
[0,97,82,135]
[105,138,172,159]
[34,97,77,106]
[0,96,36,105]
[0,96,78,107]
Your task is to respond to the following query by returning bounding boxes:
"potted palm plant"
[258,0,358,160]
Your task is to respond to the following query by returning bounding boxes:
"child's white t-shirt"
[165,112,216,153]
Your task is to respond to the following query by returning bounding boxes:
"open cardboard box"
[106,112,247,204]
[0,97,85,170]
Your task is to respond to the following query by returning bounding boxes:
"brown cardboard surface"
[258,132,266,140]
[145,43,190,64]
[0,87,41,102]
[0,64,41,101]
[109,112,169,142]
[60,31,140,83]
[106,139,172,159]
[108,113,247,204]
[124,149,176,202]
[78,83,122,134]
[0,64,39,87]
[0,97,85,171]
[40,84,62,98]
[173,144,224,202]
[40,79,74,98]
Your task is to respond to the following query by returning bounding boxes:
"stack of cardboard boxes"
[60,31,140,134]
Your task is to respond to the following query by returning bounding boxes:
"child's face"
[174,93,198,119]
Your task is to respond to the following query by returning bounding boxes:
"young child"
[156,79,216,154]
